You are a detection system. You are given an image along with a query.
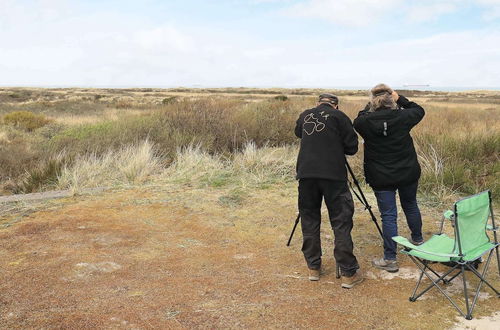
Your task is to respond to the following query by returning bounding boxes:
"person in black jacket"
[295,93,363,289]
[353,83,425,273]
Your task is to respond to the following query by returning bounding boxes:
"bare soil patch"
[1,185,499,329]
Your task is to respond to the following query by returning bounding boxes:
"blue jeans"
[373,181,423,260]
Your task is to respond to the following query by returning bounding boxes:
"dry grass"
[52,108,146,126]
[0,87,498,204]
[232,142,296,186]
[57,140,160,194]
[160,144,228,184]
[1,179,499,328]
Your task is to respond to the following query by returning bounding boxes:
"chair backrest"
[454,190,491,256]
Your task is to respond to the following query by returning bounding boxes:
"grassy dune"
[0,87,499,204]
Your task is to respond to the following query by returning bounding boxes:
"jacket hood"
[364,110,401,137]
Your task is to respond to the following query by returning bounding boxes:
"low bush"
[48,97,302,159]
[162,96,177,105]
[274,95,288,101]
[3,111,53,131]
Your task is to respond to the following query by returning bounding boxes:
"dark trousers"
[298,179,359,276]
[373,181,423,260]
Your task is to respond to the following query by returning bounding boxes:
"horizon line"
[1,85,500,92]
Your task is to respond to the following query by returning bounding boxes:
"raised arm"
[397,95,425,129]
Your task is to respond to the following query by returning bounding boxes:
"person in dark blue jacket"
[295,93,363,288]
[353,83,425,273]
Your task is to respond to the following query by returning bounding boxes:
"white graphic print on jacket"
[303,111,330,136]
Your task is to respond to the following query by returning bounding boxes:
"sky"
[0,0,499,89]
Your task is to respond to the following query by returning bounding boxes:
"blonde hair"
[369,83,397,112]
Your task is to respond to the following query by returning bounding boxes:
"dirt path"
[1,185,499,329]
[0,187,106,203]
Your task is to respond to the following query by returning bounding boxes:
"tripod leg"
[336,264,341,279]
[345,160,384,241]
[286,213,301,246]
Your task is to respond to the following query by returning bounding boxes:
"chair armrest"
[443,210,454,220]
[487,224,499,231]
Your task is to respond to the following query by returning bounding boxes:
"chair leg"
[409,256,468,318]
[410,264,426,302]
[469,250,498,316]
[495,245,500,277]
[412,264,460,301]
[466,255,500,296]
[444,269,462,284]
[461,265,472,320]
[426,264,444,280]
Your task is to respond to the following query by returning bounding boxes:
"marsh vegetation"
[0,87,498,203]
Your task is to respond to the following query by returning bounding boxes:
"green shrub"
[3,111,53,131]
[274,95,288,101]
[162,96,177,105]
[49,121,117,155]
[47,97,301,161]
[6,90,33,102]
[58,121,114,140]
[36,123,66,139]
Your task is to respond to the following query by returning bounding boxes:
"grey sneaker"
[308,269,320,281]
[341,270,364,289]
[372,257,399,273]
[410,238,424,246]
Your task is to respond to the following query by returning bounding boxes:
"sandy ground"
[1,184,499,329]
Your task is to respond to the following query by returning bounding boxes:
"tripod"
[286,160,385,278]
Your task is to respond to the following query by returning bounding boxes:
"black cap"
[319,93,338,105]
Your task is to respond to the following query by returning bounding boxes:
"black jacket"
[353,95,425,190]
[295,103,358,181]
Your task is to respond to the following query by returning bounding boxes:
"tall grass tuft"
[160,144,229,186]
[57,140,160,193]
[16,153,67,193]
[160,142,297,189]
[232,142,296,186]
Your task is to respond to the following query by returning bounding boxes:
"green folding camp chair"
[393,190,499,320]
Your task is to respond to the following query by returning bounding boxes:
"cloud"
[477,0,500,19]
[407,2,458,22]
[249,0,290,3]
[284,0,401,27]
[134,27,195,53]
[283,0,500,25]
[0,1,499,87]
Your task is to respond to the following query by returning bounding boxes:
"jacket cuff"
[396,95,411,107]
